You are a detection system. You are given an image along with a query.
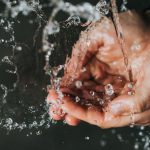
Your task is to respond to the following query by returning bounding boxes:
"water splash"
[120,0,128,12]
[104,84,114,96]
[0,0,100,135]
[96,0,110,15]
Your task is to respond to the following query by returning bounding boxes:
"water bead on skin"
[105,84,114,96]
[75,96,80,103]
[128,91,135,96]
[127,83,133,89]
[75,80,83,89]
[131,41,141,52]
[90,91,95,96]
[81,67,87,72]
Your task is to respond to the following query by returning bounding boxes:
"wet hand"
[47,11,150,128]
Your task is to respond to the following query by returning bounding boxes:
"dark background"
[0,0,150,150]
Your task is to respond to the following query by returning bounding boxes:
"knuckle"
[135,103,142,113]
[134,100,144,113]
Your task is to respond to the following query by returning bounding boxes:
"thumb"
[107,95,140,116]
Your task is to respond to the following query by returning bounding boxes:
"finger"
[60,87,93,100]
[83,82,104,94]
[61,87,82,97]
[99,108,150,128]
[60,96,138,128]
[107,94,142,116]
[65,115,81,126]
[137,119,150,126]
[82,80,104,92]
[61,86,103,102]
[47,89,59,105]
[135,109,150,125]
[60,93,150,128]
[48,90,81,125]
[95,109,150,128]
[61,97,104,126]
[108,96,136,116]
[47,90,66,120]
[89,58,108,81]
[100,112,136,128]
[49,105,65,121]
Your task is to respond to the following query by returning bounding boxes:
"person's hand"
[47,11,150,128]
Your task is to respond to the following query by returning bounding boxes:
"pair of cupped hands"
[47,11,150,128]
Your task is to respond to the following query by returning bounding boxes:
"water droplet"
[128,83,134,89]
[90,91,95,96]
[64,16,81,27]
[86,41,91,47]
[100,140,107,147]
[0,19,5,24]
[128,91,135,96]
[16,46,22,51]
[140,126,145,130]
[75,80,82,89]
[36,130,42,135]
[96,0,109,15]
[75,96,80,102]
[131,41,141,51]
[134,142,139,149]
[5,118,13,125]
[104,84,114,96]
[1,39,4,43]
[81,67,86,72]
[85,136,90,140]
[120,0,128,12]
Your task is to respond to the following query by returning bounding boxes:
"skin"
[47,10,150,128]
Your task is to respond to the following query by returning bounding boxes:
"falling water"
[110,0,133,82]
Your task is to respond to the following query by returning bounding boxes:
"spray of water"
[0,0,101,135]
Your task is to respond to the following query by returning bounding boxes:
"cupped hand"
[47,11,150,128]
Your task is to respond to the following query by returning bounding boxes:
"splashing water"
[0,0,101,135]
[96,0,110,15]
[104,84,114,96]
